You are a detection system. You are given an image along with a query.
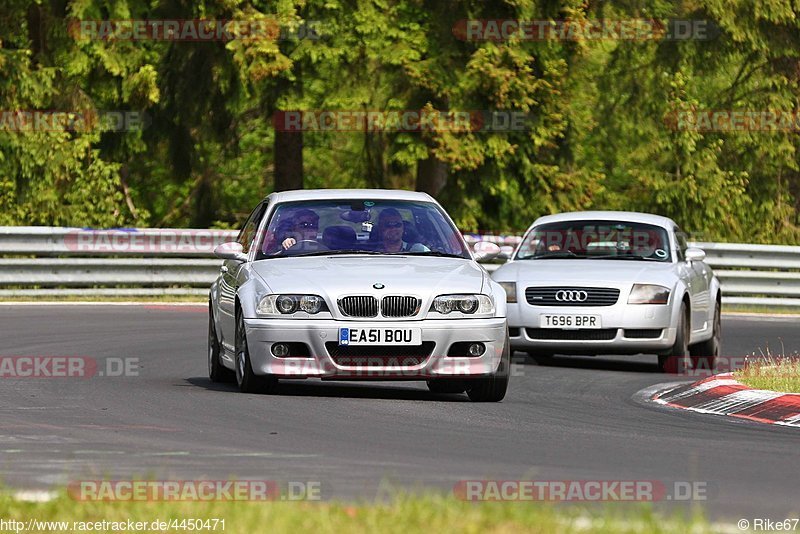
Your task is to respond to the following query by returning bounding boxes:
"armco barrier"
[0,226,798,307]
[0,226,237,257]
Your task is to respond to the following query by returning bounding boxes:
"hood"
[251,255,486,297]
[492,259,679,287]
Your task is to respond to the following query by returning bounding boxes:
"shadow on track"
[512,352,660,373]
[185,377,470,401]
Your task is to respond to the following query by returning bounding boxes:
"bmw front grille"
[381,296,420,317]
[337,295,421,318]
[338,296,379,317]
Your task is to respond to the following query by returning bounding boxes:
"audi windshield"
[515,220,671,262]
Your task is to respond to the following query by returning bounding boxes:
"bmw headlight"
[430,294,494,316]
[257,294,328,316]
[628,284,670,305]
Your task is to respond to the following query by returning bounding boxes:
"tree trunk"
[192,170,215,228]
[415,148,448,197]
[364,130,386,188]
[274,128,303,191]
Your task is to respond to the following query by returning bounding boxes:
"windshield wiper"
[406,251,468,259]
[589,254,660,261]
[294,249,383,257]
[528,251,588,259]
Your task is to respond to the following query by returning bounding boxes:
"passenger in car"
[375,208,430,253]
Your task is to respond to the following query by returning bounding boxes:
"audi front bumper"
[507,301,677,354]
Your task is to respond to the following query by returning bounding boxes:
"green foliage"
[0,0,798,243]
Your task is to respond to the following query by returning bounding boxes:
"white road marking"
[654,378,739,404]
[690,389,784,415]
[775,413,800,427]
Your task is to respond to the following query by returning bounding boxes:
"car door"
[675,228,709,336]
[218,202,267,352]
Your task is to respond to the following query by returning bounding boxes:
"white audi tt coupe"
[491,211,721,373]
[208,189,510,401]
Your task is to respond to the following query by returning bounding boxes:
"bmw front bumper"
[243,317,507,379]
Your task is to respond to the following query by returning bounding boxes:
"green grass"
[0,491,714,534]
[722,304,800,315]
[734,355,800,393]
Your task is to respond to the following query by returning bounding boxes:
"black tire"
[426,379,466,394]
[526,350,554,366]
[659,303,690,374]
[466,332,511,402]
[690,302,721,373]
[208,306,234,383]
[235,310,277,394]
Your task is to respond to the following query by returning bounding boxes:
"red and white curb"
[652,373,800,427]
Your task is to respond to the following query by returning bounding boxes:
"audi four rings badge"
[555,290,588,302]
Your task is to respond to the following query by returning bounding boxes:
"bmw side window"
[237,202,266,254]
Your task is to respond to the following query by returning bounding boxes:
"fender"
[668,280,691,340]
[236,275,271,319]
[484,277,508,318]
[710,274,722,310]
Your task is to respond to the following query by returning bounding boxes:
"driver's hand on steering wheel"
[281,237,297,250]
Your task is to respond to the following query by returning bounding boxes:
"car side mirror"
[498,245,514,260]
[214,242,248,262]
[685,247,706,263]
[473,241,501,262]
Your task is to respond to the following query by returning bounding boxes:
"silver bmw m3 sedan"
[208,189,510,401]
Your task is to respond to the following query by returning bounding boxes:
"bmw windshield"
[255,199,470,259]
[515,220,672,262]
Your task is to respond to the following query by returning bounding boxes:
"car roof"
[265,189,436,203]
[531,211,677,229]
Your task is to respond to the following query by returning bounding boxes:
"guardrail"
[1,226,799,307]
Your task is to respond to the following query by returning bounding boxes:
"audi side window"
[674,227,688,261]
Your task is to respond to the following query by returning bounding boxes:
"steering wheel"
[293,240,329,251]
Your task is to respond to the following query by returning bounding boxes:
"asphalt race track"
[0,305,798,521]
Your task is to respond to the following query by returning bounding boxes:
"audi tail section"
[490,211,721,373]
[208,189,510,401]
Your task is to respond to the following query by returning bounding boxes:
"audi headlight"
[628,284,670,305]
[430,294,494,316]
[257,294,328,316]
[497,282,517,304]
